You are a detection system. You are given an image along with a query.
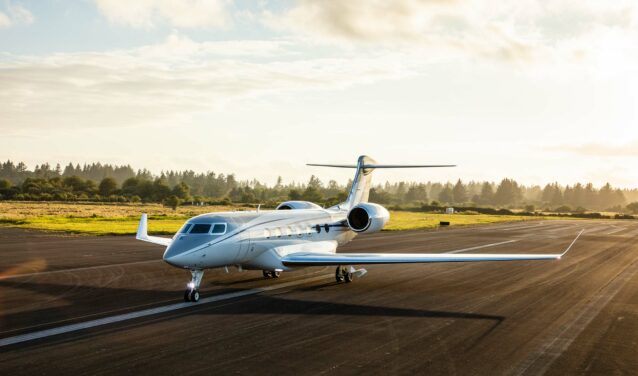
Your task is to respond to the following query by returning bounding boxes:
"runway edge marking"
[0,274,332,348]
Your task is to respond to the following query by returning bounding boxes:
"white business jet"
[137,156,581,302]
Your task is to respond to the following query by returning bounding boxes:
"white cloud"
[94,0,230,29]
[265,0,638,66]
[0,11,11,28]
[0,2,34,28]
[0,33,420,132]
[547,141,638,157]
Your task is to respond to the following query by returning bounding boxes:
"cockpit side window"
[179,223,192,233]
[190,224,212,234]
[211,223,227,235]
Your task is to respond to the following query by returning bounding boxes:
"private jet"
[137,155,582,302]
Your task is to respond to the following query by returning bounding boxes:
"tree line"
[1,159,637,213]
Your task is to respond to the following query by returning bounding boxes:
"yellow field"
[0,201,542,235]
[0,201,241,235]
[0,201,236,219]
[383,211,539,231]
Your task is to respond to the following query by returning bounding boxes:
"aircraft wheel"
[263,270,272,279]
[273,271,281,278]
[335,267,345,283]
[184,289,191,302]
[344,272,353,283]
[188,289,200,302]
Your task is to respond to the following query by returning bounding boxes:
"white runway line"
[0,274,332,348]
[482,222,545,232]
[445,240,518,254]
[606,227,626,235]
[0,259,161,280]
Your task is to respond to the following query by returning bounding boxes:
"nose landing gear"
[184,269,204,302]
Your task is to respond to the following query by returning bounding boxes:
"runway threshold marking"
[0,273,332,348]
[445,240,518,254]
[512,257,638,376]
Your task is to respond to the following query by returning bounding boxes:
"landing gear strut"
[263,270,282,279]
[335,266,353,283]
[184,269,204,302]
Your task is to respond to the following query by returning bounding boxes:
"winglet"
[559,229,584,258]
[136,213,148,241]
[135,213,173,247]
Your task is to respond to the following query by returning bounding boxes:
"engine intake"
[346,203,390,233]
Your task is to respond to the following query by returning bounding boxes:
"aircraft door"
[237,231,251,262]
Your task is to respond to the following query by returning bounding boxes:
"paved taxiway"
[1,220,637,375]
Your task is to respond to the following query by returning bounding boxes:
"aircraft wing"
[282,230,583,266]
[136,213,173,247]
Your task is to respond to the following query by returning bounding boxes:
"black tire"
[189,289,200,302]
[345,272,353,283]
[263,270,271,279]
[184,289,191,302]
[273,271,281,278]
[335,267,345,283]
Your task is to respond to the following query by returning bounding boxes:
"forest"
[1,160,637,213]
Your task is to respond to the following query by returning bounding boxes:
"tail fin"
[307,155,455,209]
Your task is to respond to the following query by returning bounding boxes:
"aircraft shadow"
[0,279,504,350]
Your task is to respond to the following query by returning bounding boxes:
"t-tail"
[307,155,456,209]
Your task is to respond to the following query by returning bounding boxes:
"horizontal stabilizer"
[307,164,456,169]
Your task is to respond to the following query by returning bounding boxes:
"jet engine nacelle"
[276,201,322,210]
[346,203,390,233]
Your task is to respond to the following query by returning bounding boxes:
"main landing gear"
[335,266,367,283]
[263,270,281,279]
[184,269,204,302]
[335,266,353,283]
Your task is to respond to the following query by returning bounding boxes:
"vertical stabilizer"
[344,155,376,209]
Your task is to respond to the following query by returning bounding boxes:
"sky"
[1,0,637,187]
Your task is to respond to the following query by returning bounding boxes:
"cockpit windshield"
[211,223,227,235]
[190,224,212,234]
[184,223,228,235]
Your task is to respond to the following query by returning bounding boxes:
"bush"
[626,202,638,214]
[163,195,182,211]
[615,214,635,220]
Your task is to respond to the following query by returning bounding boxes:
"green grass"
[384,211,542,231]
[0,201,548,235]
[0,216,185,235]
[0,201,235,235]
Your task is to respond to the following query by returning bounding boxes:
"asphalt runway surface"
[1,220,637,375]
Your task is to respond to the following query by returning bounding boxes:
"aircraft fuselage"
[162,208,356,271]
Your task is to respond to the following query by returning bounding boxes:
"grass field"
[383,211,541,231]
[0,201,543,235]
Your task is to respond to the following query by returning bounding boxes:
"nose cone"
[163,243,188,267]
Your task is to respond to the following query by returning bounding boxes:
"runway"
[1,220,637,375]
